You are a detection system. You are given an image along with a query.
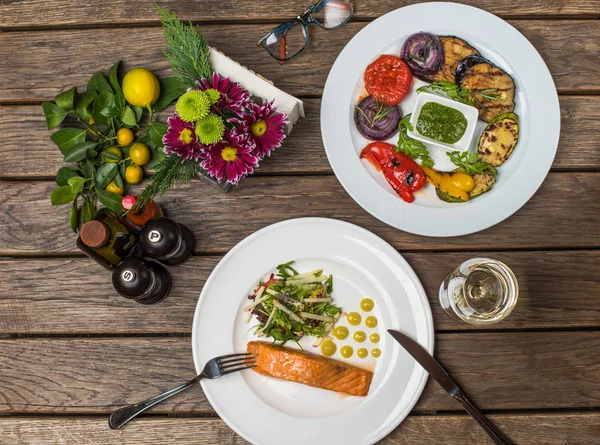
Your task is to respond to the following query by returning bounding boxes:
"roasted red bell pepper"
[360,142,426,203]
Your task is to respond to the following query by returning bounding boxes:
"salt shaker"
[112,257,172,304]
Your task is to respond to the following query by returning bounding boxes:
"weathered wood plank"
[1,0,598,30]
[2,414,599,445]
[0,21,598,102]
[1,251,599,334]
[1,173,599,254]
[0,333,598,412]
[1,96,597,178]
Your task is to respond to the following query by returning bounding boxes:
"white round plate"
[192,218,433,445]
[321,2,560,237]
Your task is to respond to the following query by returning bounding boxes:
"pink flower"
[200,129,259,184]
[231,101,287,159]
[196,73,251,117]
[163,113,203,162]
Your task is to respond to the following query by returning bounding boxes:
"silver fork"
[108,352,256,429]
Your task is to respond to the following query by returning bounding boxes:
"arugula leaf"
[417,81,474,106]
[447,151,496,176]
[397,115,434,168]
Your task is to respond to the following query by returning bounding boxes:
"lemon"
[125,165,144,185]
[117,128,134,146]
[103,146,123,163]
[105,180,124,195]
[122,67,160,108]
[129,142,151,166]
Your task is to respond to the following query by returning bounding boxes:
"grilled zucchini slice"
[436,188,467,203]
[455,168,497,199]
[478,113,520,167]
[456,55,516,122]
[428,36,480,83]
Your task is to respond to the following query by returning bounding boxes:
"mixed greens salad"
[245,261,341,345]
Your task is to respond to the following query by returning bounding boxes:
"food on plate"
[354,331,366,343]
[443,151,498,201]
[332,325,349,340]
[477,112,520,166]
[372,348,381,358]
[397,114,434,167]
[422,166,476,202]
[365,316,378,328]
[357,348,368,358]
[360,141,426,203]
[360,298,374,312]
[417,81,474,107]
[416,102,468,144]
[429,36,480,83]
[370,333,380,343]
[340,345,354,359]
[247,341,373,396]
[456,55,516,122]
[347,311,362,326]
[245,262,341,345]
[364,55,413,106]
[354,96,402,140]
[400,32,444,81]
[320,339,337,357]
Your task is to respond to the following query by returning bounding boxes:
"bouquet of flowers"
[137,5,288,208]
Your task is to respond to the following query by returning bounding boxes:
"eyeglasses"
[258,0,354,64]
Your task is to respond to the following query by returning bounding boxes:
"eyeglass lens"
[312,0,353,29]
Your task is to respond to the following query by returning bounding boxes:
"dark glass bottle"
[112,257,172,304]
[139,217,196,266]
[76,209,138,270]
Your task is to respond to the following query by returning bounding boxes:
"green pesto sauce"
[416,102,467,144]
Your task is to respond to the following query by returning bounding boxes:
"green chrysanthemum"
[175,90,210,122]
[205,88,221,105]
[195,114,225,145]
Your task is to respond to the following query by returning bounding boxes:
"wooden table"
[1,1,599,443]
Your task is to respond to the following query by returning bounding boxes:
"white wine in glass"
[439,258,519,325]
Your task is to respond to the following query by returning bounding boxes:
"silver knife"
[387,329,516,445]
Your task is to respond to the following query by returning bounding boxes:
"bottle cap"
[80,220,110,248]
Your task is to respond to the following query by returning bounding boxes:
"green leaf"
[93,90,116,124]
[107,61,122,94]
[55,87,77,110]
[69,199,79,233]
[82,160,96,179]
[97,190,125,214]
[42,102,68,130]
[95,163,118,189]
[56,167,78,186]
[115,92,126,113]
[67,176,86,194]
[132,107,143,122]
[149,121,168,147]
[121,106,137,126]
[90,122,108,134]
[50,186,76,205]
[64,141,97,162]
[75,91,97,122]
[147,147,166,169]
[114,171,124,189]
[153,77,187,112]
[86,148,98,159]
[87,72,113,94]
[51,128,86,155]
[82,197,96,223]
[102,151,121,161]
[100,107,120,118]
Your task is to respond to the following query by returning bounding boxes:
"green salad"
[245,261,342,345]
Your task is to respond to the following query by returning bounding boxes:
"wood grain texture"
[2,414,599,445]
[1,96,598,178]
[1,173,599,255]
[1,0,598,29]
[0,21,598,103]
[1,251,599,334]
[0,332,598,413]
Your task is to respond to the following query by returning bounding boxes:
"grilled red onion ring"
[401,32,443,81]
[354,96,402,141]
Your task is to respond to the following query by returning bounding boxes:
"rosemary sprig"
[397,114,434,167]
[407,39,432,63]
[355,97,395,128]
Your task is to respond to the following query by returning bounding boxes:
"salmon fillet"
[247,341,373,397]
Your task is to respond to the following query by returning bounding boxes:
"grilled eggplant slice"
[477,113,520,166]
[456,55,516,122]
[428,36,480,83]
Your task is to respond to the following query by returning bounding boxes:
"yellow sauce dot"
[372,348,381,358]
[370,333,380,344]
[353,330,366,343]
[357,348,368,358]
[320,340,336,357]
[347,312,361,326]
[332,326,349,340]
[365,316,378,328]
[340,345,353,358]
[360,298,374,312]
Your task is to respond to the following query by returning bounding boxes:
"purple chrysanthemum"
[163,113,203,162]
[200,129,258,184]
[196,73,251,117]
[231,100,288,159]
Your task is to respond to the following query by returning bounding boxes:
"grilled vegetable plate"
[456,55,516,122]
[428,36,480,83]
[247,341,373,397]
[478,112,520,166]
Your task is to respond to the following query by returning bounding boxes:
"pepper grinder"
[139,217,196,265]
[112,257,172,304]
